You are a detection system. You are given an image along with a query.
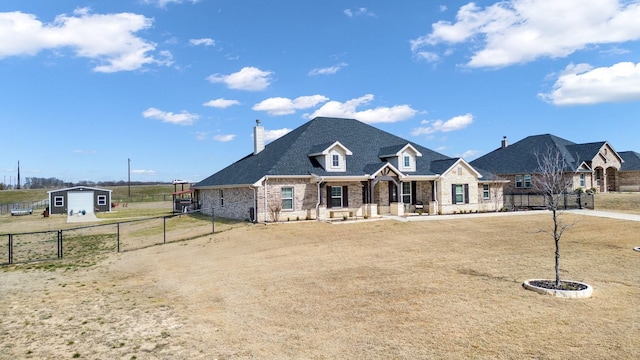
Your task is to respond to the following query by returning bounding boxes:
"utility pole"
[128,158,131,197]
[17,161,20,190]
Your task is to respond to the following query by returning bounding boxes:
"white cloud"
[189,38,215,46]
[344,8,376,18]
[0,9,166,73]
[264,128,292,142]
[195,131,209,141]
[203,98,240,108]
[439,5,448,12]
[131,169,157,175]
[415,51,440,63]
[207,66,273,91]
[305,94,417,124]
[308,62,348,76]
[539,62,640,105]
[213,134,235,142]
[411,0,640,68]
[142,107,199,125]
[253,95,329,116]
[457,150,479,159]
[412,113,474,135]
[142,0,199,8]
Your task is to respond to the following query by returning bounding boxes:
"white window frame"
[515,175,523,188]
[97,195,107,206]
[580,173,585,187]
[402,182,411,204]
[331,186,343,208]
[524,174,532,188]
[455,184,465,204]
[483,184,490,200]
[281,187,294,211]
[332,154,340,168]
[403,155,411,168]
[54,196,64,207]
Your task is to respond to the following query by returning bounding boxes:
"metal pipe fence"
[1,208,219,266]
[0,200,49,215]
[504,193,594,210]
[111,194,176,203]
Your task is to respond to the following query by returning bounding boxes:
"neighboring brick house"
[470,134,626,194]
[193,117,505,222]
[619,151,640,192]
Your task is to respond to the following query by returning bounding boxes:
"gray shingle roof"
[469,134,607,175]
[620,151,640,171]
[194,117,452,187]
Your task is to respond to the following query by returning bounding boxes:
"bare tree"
[268,192,282,222]
[533,147,576,287]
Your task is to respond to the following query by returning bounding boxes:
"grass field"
[1,208,639,359]
[595,192,640,214]
[0,201,242,269]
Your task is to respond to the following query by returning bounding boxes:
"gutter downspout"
[313,175,325,221]
[263,177,268,223]
[250,186,257,223]
[433,179,439,215]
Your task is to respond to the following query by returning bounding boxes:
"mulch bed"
[528,280,588,291]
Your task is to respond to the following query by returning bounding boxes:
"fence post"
[163,216,167,244]
[58,230,63,259]
[117,223,120,252]
[8,234,12,265]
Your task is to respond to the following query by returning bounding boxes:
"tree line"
[1,177,171,190]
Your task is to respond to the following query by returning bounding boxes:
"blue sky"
[1,0,639,185]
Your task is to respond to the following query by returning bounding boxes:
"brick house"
[619,151,640,192]
[193,117,505,222]
[470,134,630,194]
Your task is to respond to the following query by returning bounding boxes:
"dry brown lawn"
[1,212,639,359]
[595,192,640,214]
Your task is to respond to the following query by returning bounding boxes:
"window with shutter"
[452,184,468,204]
[330,186,343,208]
[402,182,411,204]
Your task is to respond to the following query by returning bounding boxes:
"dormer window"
[380,144,421,173]
[332,154,340,168]
[308,141,352,173]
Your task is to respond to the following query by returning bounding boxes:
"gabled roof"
[194,117,452,188]
[47,186,112,194]
[435,158,482,178]
[378,143,422,158]
[308,141,353,156]
[620,151,640,171]
[470,134,613,175]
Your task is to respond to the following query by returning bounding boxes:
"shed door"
[68,192,94,214]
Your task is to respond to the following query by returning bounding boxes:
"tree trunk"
[553,208,560,287]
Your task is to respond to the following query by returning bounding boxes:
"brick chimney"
[501,136,508,149]
[254,119,265,155]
